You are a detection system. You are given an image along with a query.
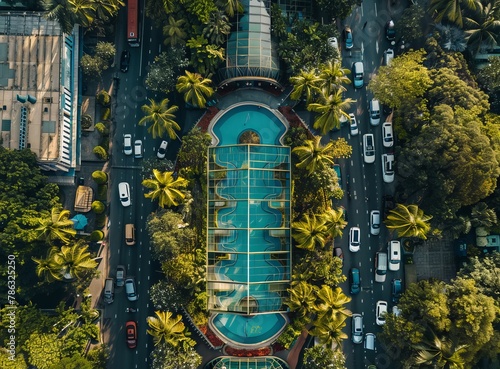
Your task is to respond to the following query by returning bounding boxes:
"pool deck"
[216,87,294,111]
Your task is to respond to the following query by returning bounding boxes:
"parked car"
[376,300,388,325]
[349,227,360,252]
[382,122,394,147]
[352,62,364,89]
[125,320,137,348]
[363,134,375,164]
[384,48,395,65]
[392,305,402,317]
[123,134,132,155]
[157,140,168,159]
[351,314,363,343]
[118,182,131,207]
[333,247,344,267]
[116,265,126,287]
[349,268,361,295]
[392,278,402,303]
[344,27,353,49]
[349,113,358,136]
[120,50,130,73]
[328,36,339,51]
[389,240,401,271]
[370,210,381,235]
[386,20,396,42]
[382,153,395,183]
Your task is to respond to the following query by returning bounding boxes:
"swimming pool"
[206,104,291,347]
[210,104,287,146]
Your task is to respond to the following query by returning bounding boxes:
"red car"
[126,320,137,349]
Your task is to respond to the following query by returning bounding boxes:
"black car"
[120,50,130,73]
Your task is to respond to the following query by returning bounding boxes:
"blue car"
[350,268,360,295]
[344,27,353,49]
[392,278,402,303]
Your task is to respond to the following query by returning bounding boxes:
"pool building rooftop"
[206,104,291,348]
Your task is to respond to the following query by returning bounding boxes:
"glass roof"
[219,0,280,81]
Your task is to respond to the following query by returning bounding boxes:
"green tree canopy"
[368,49,432,110]
[302,345,347,369]
[145,48,189,93]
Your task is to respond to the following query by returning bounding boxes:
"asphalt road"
[104,6,167,368]
[331,0,407,368]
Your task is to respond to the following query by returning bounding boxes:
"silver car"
[116,265,126,287]
[352,314,363,344]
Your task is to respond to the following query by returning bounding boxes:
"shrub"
[96,90,111,107]
[81,114,93,129]
[97,184,108,201]
[90,230,104,241]
[92,200,106,214]
[101,108,111,121]
[93,146,108,160]
[94,122,109,136]
[95,213,106,228]
[92,170,108,184]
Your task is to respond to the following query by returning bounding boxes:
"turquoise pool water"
[209,105,289,347]
[212,104,286,146]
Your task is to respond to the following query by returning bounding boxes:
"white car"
[349,113,358,136]
[349,227,360,252]
[363,134,375,164]
[382,153,395,183]
[157,140,168,159]
[370,210,381,236]
[123,134,132,155]
[118,182,131,207]
[376,301,388,325]
[327,36,339,51]
[382,122,394,148]
[134,139,143,159]
[384,48,394,65]
[351,314,363,344]
[392,305,402,317]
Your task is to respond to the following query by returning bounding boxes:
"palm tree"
[44,0,78,34]
[216,0,244,17]
[289,70,321,105]
[292,136,336,175]
[53,242,98,280]
[147,311,194,348]
[307,88,355,135]
[292,213,328,251]
[470,202,497,228]
[176,71,214,108]
[464,1,500,54]
[310,315,349,349]
[429,0,478,27]
[32,247,64,282]
[323,208,348,239]
[202,11,231,45]
[385,203,433,239]
[411,330,468,368]
[93,0,123,21]
[68,0,96,27]
[32,207,76,245]
[139,98,180,140]
[285,281,318,317]
[318,60,351,93]
[142,169,189,208]
[314,285,352,321]
[163,16,187,46]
